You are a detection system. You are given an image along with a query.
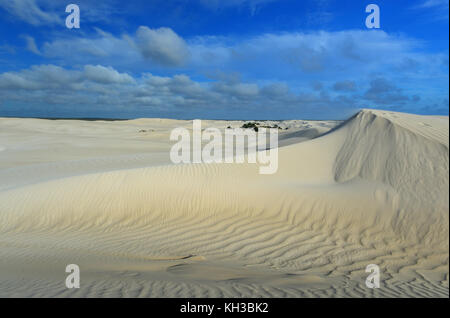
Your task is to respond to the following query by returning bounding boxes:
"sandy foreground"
[0,109,448,298]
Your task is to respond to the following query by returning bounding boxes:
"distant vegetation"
[241,122,283,132]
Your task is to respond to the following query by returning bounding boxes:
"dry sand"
[0,109,448,297]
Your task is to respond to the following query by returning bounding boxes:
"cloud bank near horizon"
[0,0,448,119]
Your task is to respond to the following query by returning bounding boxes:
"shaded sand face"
[0,110,448,298]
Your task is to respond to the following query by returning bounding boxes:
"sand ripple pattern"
[0,110,448,297]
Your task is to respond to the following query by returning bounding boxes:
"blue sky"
[0,0,448,119]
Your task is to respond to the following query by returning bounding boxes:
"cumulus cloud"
[0,64,360,119]
[42,26,190,69]
[0,64,135,91]
[0,26,447,117]
[135,26,190,67]
[0,0,60,25]
[0,72,40,90]
[83,65,134,84]
[188,30,427,80]
[40,27,445,85]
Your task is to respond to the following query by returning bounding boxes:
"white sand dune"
[0,109,448,297]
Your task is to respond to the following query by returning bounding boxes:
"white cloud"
[0,26,447,118]
[414,0,449,20]
[135,26,190,67]
[41,27,434,81]
[0,64,359,118]
[23,35,41,55]
[0,64,134,91]
[188,30,423,77]
[83,65,134,84]
[43,27,191,68]
[418,0,449,8]
[0,0,60,25]
[0,72,40,90]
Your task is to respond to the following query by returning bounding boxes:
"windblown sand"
[0,109,448,298]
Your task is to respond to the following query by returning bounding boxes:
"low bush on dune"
[241,122,283,132]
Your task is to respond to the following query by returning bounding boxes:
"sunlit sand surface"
[0,109,448,297]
